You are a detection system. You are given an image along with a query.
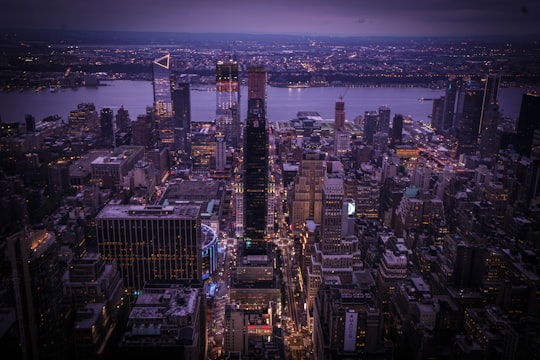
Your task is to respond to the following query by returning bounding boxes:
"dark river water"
[0,80,530,124]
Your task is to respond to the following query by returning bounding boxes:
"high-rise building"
[390,114,404,145]
[131,110,155,149]
[7,230,70,360]
[290,151,326,234]
[243,65,268,253]
[24,114,35,133]
[378,105,391,134]
[442,77,459,131]
[172,80,191,156]
[152,54,173,118]
[95,204,202,295]
[307,165,362,312]
[115,105,131,134]
[335,97,345,130]
[152,54,175,149]
[453,76,500,156]
[100,107,114,148]
[431,96,445,133]
[515,91,540,157]
[216,59,241,149]
[363,110,378,145]
[63,252,126,359]
[334,97,350,156]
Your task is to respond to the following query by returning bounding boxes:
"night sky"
[1,0,539,37]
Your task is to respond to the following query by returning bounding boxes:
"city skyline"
[1,0,540,38]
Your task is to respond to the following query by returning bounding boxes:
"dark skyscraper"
[391,114,404,145]
[243,65,268,253]
[335,97,345,130]
[173,80,192,156]
[363,110,378,145]
[442,77,459,132]
[25,114,35,133]
[515,92,540,157]
[100,107,114,148]
[478,75,502,157]
[378,105,391,134]
[431,96,445,133]
[115,105,130,134]
[454,80,485,155]
[216,59,241,149]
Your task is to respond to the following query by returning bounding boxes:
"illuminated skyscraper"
[96,204,202,294]
[152,54,173,117]
[216,59,241,149]
[243,65,268,253]
[152,54,175,149]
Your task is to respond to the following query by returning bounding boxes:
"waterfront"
[0,80,531,125]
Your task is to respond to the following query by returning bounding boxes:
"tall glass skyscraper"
[243,65,268,254]
[173,80,192,156]
[152,54,175,149]
[216,59,241,149]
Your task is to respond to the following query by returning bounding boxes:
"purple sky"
[2,0,540,37]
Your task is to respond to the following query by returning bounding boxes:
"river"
[0,80,531,125]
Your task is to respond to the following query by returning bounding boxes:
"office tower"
[131,111,155,149]
[363,110,378,145]
[478,102,502,157]
[378,105,391,134]
[334,97,350,156]
[478,75,501,157]
[453,77,498,156]
[63,253,125,359]
[24,114,35,133]
[347,164,381,219]
[95,204,202,295]
[290,151,326,234]
[216,59,241,149]
[440,234,482,289]
[243,65,268,251]
[442,77,459,131]
[115,105,130,133]
[172,80,192,156]
[100,107,114,148]
[431,96,445,133]
[247,64,267,100]
[307,167,362,311]
[7,230,70,360]
[515,91,540,157]
[215,132,226,171]
[335,97,345,130]
[390,114,404,145]
[152,54,173,118]
[152,54,175,149]
[376,249,407,312]
[191,122,216,174]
